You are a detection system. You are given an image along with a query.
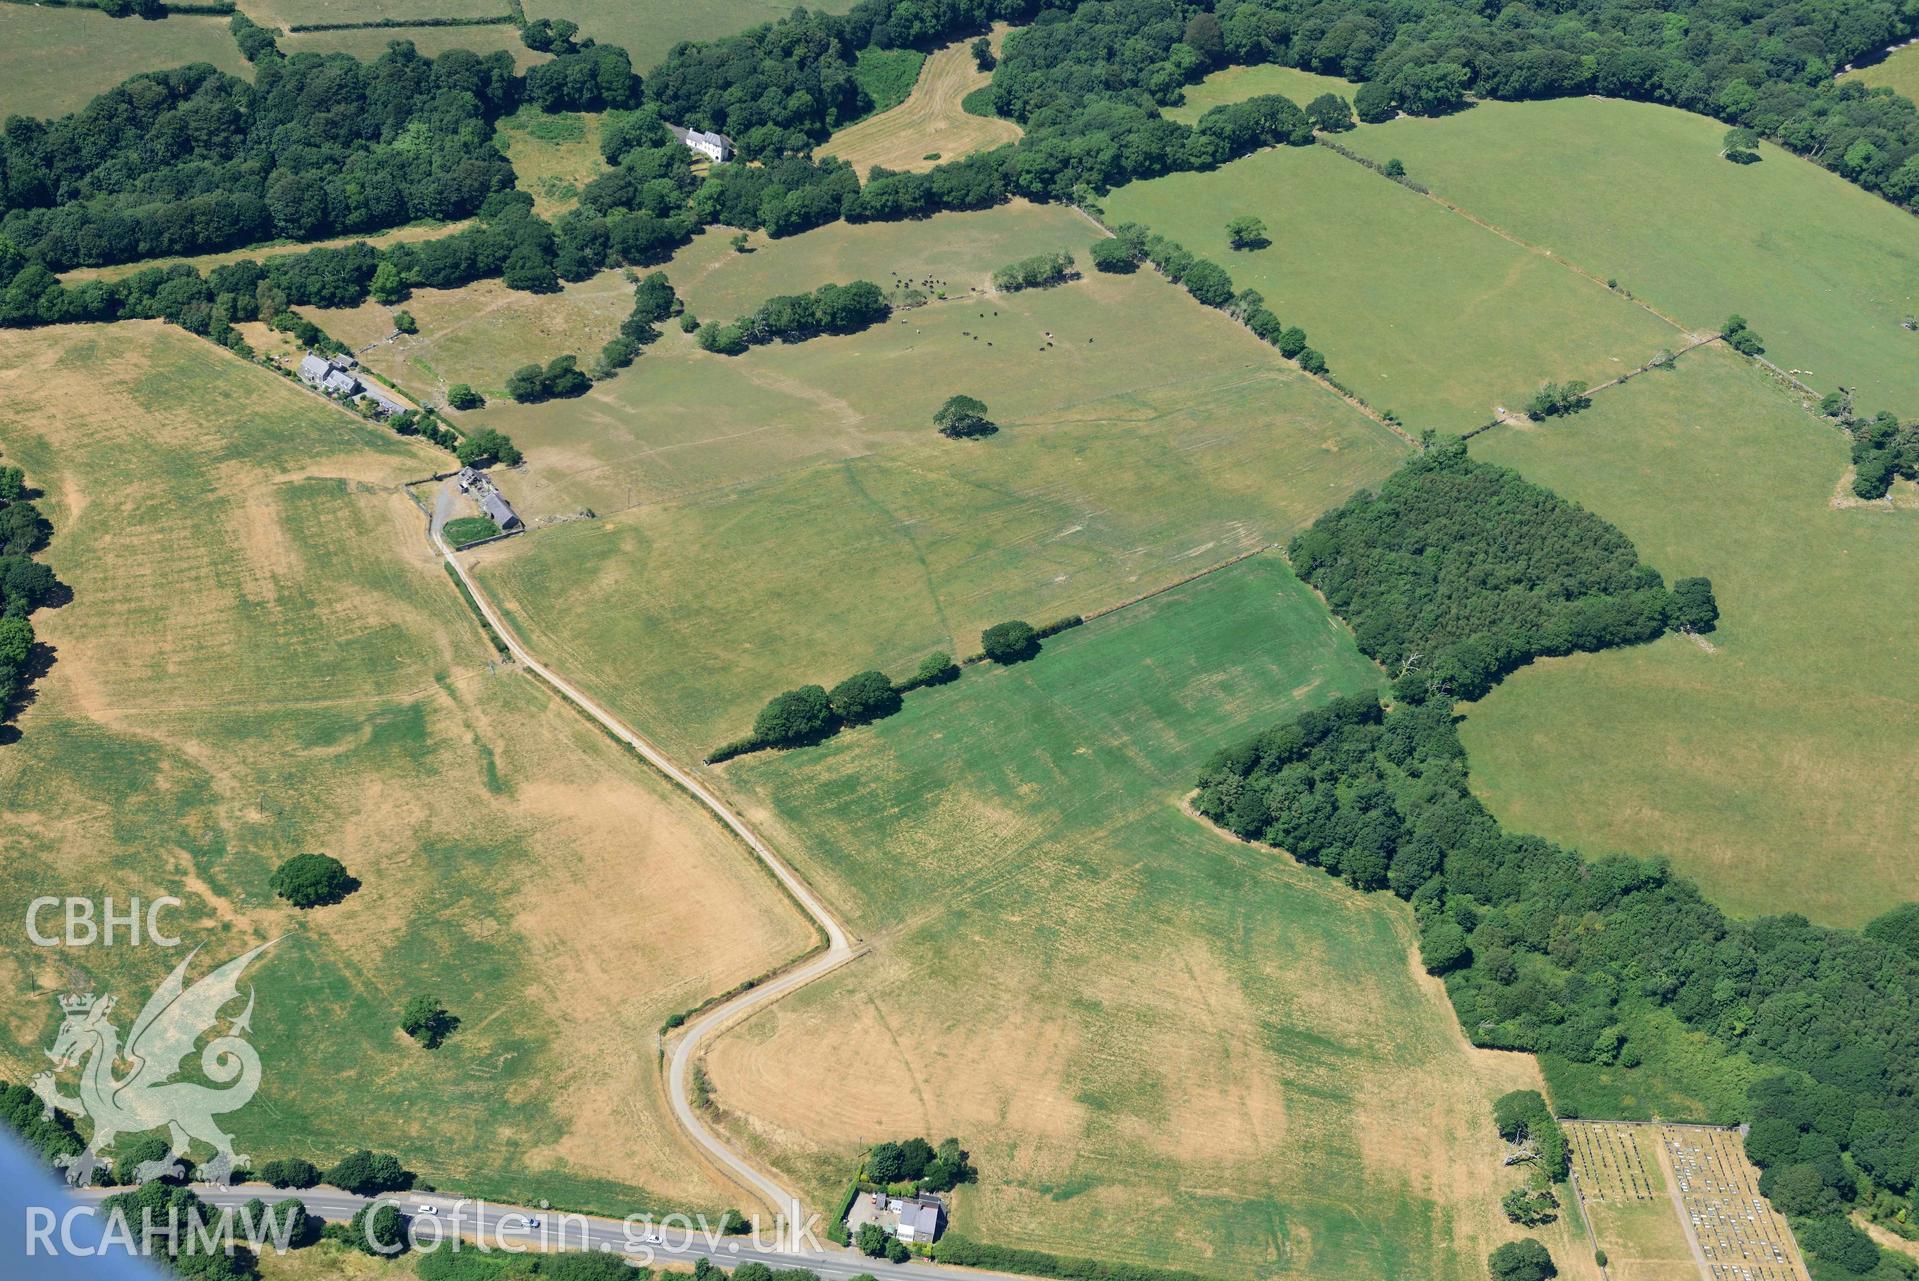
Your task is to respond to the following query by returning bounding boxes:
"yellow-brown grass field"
[426,208,1407,761]
[822,27,1022,175]
[698,557,1590,1281]
[0,323,812,1212]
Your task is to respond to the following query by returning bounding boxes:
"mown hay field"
[0,8,248,118]
[522,0,859,78]
[822,27,1022,175]
[1339,97,1919,413]
[449,220,1406,759]
[698,556,1563,1281]
[1461,344,1919,926]
[1163,64,1362,125]
[1103,145,1682,432]
[0,324,812,1212]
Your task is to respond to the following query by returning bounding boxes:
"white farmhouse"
[668,123,734,163]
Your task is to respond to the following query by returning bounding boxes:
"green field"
[521,0,859,78]
[668,200,1099,321]
[1104,145,1682,431]
[1164,64,1361,125]
[447,213,1405,759]
[1338,97,1919,413]
[1460,344,1919,926]
[1844,43,1919,107]
[0,323,811,1212]
[699,556,1555,1280]
[278,23,543,69]
[243,0,512,30]
[0,8,248,118]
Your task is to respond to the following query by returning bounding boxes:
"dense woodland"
[1196,442,1919,1280]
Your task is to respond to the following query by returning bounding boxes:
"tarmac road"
[66,1183,989,1281]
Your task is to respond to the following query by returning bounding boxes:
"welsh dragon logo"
[31,941,275,1187]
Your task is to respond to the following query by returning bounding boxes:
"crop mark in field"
[839,458,956,641]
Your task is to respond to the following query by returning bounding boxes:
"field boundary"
[1313,132,1697,335]
[1460,332,1723,439]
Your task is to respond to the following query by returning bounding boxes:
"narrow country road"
[64,1184,1005,1281]
[429,484,863,1240]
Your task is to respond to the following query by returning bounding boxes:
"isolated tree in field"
[446,384,483,410]
[1383,158,1407,179]
[392,310,417,335]
[1226,216,1269,250]
[456,428,522,468]
[971,36,995,70]
[1488,1239,1554,1281]
[1721,127,1761,164]
[1306,93,1355,132]
[1668,577,1719,632]
[935,394,995,439]
[981,620,1039,664]
[369,261,407,305]
[1502,1186,1559,1226]
[829,670,902,725]
[731,232,751,254]
[400,995,458,1049]
[270,853,356,909]
[753,685,835,747]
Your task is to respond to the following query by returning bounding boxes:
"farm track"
[428,488,862,1236]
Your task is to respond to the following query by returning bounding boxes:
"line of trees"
[695,279,891,355]
[0,453,61,744]
[1098,224,1329,378]
[706,651,959,763]
[991,249,1077,292]
[1194,443,1916,1281]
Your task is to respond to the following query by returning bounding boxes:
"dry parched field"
[700,558,1553,1281]
[0,324,811,1213]
[822,26,1022,175]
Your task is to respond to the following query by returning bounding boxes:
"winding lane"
[430,482,863,1244]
